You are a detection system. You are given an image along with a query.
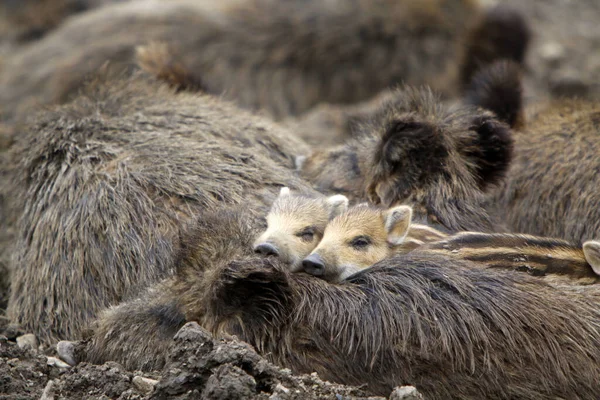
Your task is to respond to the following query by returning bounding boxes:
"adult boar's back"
[202,253,600,399]
[1,0,479,121]
[5,74,310,344]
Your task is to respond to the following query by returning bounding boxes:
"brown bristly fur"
[489,98,600,244]
[457,3,530,91]
[81,278,185,371]
[395,222,448,253]
[135,41,204,92]
[281,4,530,147]
[80,207,600,398]
[5,73,311,343]
[82,207,259,370]
[301,87,513,233]
[1,0,479,122]
[464,60,525,129]
[281,89,398,147]
[201,251,600,399]
[300,144,365,202]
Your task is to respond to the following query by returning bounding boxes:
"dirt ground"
[1,0,599,398]
[0,323,422,400]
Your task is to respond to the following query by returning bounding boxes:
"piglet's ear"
[384,205,412,245]
[326,194,349,220]
[278,187,291,198]
[583,241,600,276]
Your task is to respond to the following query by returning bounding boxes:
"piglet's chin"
[337,265,363,283]
[287,258,304,273]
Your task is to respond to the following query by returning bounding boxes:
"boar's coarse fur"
[489,98,600,244]
[202,254,600,399]
[5,73,311,343]
[301,86,513,232]
[0,0,479,121]
[0,0,117,44]
[281,4,530,147]
[80,207,600,399]
[462,62,600,244]
[81,207,259,371]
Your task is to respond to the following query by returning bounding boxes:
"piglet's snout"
[254,243,280,257]
[302,253,325,276]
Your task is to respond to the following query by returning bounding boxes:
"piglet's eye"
[296,227,315,242]
[350,236,371,249]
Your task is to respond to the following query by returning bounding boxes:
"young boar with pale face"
[301,204,416,282]
[253,187,348,271]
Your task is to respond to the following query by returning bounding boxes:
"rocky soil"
[0,323,423,400]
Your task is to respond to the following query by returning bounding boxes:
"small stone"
[269,383,292,399]
[56,341,77,366]
[132,375,158,395]
[173,322,213,345]
[274,383,290,394]
[16,334,37,351]
[389,385,424,400]
[540,42,565,63]
[40,380,55,400]
[47,356,71,369]
[295,155,307,170]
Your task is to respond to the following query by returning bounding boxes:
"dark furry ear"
[464,60,524,128]
[459,5,530,89]
[203,258,293,328]
[468,115,514,190]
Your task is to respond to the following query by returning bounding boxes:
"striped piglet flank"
[419,232,599,282]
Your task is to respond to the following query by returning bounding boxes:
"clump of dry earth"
[0,323,423,399]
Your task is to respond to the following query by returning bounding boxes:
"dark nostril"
[302,254,325,276]
[254,243,279,257]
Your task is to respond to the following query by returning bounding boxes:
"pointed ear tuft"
[385,205,413,245]
[326,194,349,219]
[583,241,600,276]
[278,187,291,198]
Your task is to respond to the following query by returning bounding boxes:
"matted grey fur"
[488,97,600,244]
[1,0,479,121]
[81,207,259,371]
[300,86,513,232]
[80,207,600,399]
[202,255,600,399]
[5,73,311,343]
